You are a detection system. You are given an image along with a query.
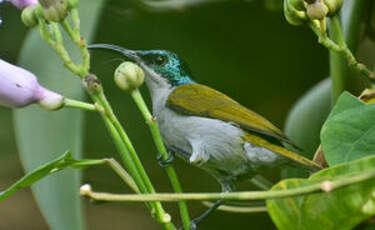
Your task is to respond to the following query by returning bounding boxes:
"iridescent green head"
[88,44,195,87]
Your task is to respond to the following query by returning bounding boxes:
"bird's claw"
[156,151,174,168]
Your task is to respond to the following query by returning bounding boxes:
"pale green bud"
[305,0,328,20]
[39,0,68,22]
[114,62,145,92]
[21,6,38,27]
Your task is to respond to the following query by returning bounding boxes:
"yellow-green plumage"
[167,83,322,171]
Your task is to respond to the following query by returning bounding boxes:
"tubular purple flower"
[0,59,64,110]
[7,0,37,9]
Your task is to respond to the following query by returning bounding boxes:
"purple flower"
[0,59,64,110]
[2,0,38,9]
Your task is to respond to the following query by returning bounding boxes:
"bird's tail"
[244,133,323,172]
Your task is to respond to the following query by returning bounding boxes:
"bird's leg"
[189,199,224,229]
[156,151,175,168]
[184,182,234,230]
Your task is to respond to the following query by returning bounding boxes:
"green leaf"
[321,92,375,166]
[267,155,375,230]
[14,1,105,229]
[283,78,331,178]
[0,152,105,201]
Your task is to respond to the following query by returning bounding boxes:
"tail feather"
[243,133,323,172]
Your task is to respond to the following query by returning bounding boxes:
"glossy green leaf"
[0,152,105,201]
[14,1,105,229]
[267,155,375,230]
[321,92,375,166]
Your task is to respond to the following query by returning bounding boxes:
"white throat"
[143,68,173,116]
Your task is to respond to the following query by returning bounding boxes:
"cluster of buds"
[284,0,343,26]
[0,59,64,110]
[1,0,79,27]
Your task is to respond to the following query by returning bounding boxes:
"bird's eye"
[154,55,167,66]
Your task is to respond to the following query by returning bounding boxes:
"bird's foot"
[178,222,197,230]
[156,151,174,168]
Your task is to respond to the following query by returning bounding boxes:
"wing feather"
[167,84,288,143]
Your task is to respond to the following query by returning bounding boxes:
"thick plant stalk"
[329,16,347,103]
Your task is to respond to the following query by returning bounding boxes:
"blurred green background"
[0,0,329,229]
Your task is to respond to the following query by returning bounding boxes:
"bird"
[88,44,322,229]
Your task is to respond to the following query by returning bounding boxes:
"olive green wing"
[166,83,290,144]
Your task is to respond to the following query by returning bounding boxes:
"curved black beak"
[87,44,141,63]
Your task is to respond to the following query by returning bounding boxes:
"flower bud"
[83,74,103,95]
[0,59,64,110]
[114,62,145,92]
[305,0,328,20]
[21,6,38,27]
[39,0,68,22]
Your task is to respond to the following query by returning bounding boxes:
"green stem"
[202,202,267,213]
[71,8,80,34]
[60,14,90,77]
[81,169,375,202]
[309,17,375,102]
[104,158,140,193]
[71,157,139,193]
[131,89,191,230]
[248,175,273,190]
[93,106,153,214]
[63,98,96,111]
[38,19,82,76]
[329,16,347,103]
[61,19,79,42]
[90,91,175,229]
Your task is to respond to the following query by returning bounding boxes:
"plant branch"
[63,98,96,111]
[309,18,375,90]
[103,158,140,193]
[328,16,348,103]
[88,89,175,229]
[131,89,191,230]
[80,169,375,202]
[202,202,267,213]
